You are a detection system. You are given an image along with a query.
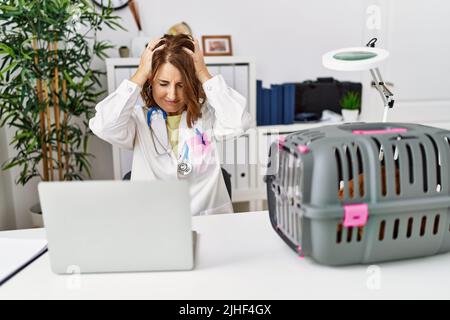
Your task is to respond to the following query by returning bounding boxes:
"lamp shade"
[322,47,389,71]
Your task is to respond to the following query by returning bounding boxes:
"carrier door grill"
[274,150,303,246]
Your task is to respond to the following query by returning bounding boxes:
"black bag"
[295,77,362,117]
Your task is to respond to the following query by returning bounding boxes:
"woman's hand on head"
[183,38,212,84]
[131,38,166,87]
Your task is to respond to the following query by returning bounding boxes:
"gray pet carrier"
[265,123,450,266]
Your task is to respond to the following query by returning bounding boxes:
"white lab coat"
[89,75,251,215]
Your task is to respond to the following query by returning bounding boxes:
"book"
[262,88,271,126]
[270,85,283,125]
[282,83,296,124]
[256,80,263,125]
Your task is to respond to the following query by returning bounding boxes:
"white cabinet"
[105,57,257,203]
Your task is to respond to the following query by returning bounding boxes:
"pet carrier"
[265,122,450,265]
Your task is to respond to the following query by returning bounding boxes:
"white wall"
[95,0,368,84]
[0,127,16,230]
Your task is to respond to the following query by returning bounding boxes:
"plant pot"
[119,46,129,58]
[29,203,44,228]
[341,109,359,122]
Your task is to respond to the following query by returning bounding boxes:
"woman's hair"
[141,34,206,128]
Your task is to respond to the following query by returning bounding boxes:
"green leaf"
[0,43,15,58]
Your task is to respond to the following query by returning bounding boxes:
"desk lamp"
[322,38,394,122]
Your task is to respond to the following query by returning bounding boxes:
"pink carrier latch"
[278,136,286,149]
[343,203,369,227]
[297,145,310,154]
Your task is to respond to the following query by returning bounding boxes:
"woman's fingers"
[147,38,164,51]
[182,47,194,56]
[152,43,166,54]
[193,38,201,51]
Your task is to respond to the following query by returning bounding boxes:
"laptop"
[38,180,195,274]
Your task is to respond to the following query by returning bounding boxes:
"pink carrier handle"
[352,128,408,135]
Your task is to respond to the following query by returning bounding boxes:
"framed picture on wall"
[202,35,233,56]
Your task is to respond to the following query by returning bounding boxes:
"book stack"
[256,80,296,126]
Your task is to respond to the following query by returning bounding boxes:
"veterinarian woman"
[89,34,251,215]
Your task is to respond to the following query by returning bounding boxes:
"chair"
[122,167,232,200]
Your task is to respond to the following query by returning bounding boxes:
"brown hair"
[141,34,206,128]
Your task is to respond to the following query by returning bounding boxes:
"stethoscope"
[145,106,192,178]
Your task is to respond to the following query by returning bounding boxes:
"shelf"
[105,56,255,67]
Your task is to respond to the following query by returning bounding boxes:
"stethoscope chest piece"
[177,161,192,177]
[177,140,192,178]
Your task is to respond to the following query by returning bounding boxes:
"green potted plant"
[0,0,124,227]
[340,91,361,122]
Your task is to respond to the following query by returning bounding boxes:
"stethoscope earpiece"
[147,106,167,126]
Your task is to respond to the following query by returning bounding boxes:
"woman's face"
[151,62,186,115]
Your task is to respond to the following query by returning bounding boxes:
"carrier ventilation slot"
[372,138,387,196]
[337,223,343,243]
[335,148,344,198]
[420,216,427,237]
[406,144,414,184]
[393,145,401,195]
[380,145,386,196]
[425,134,442,193]
[292,134,305,145]
[344,145,354,198]
[379,220,386,241]
[346,227,353,243]
[407,218,414,238]
[357,227,363,242]
[393,219,400,240]
[433,214,440,235]
[419,143,428,193]
[309,135,325,143]
[356,146,365,198]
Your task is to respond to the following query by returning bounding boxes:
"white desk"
[1,211,449,300]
